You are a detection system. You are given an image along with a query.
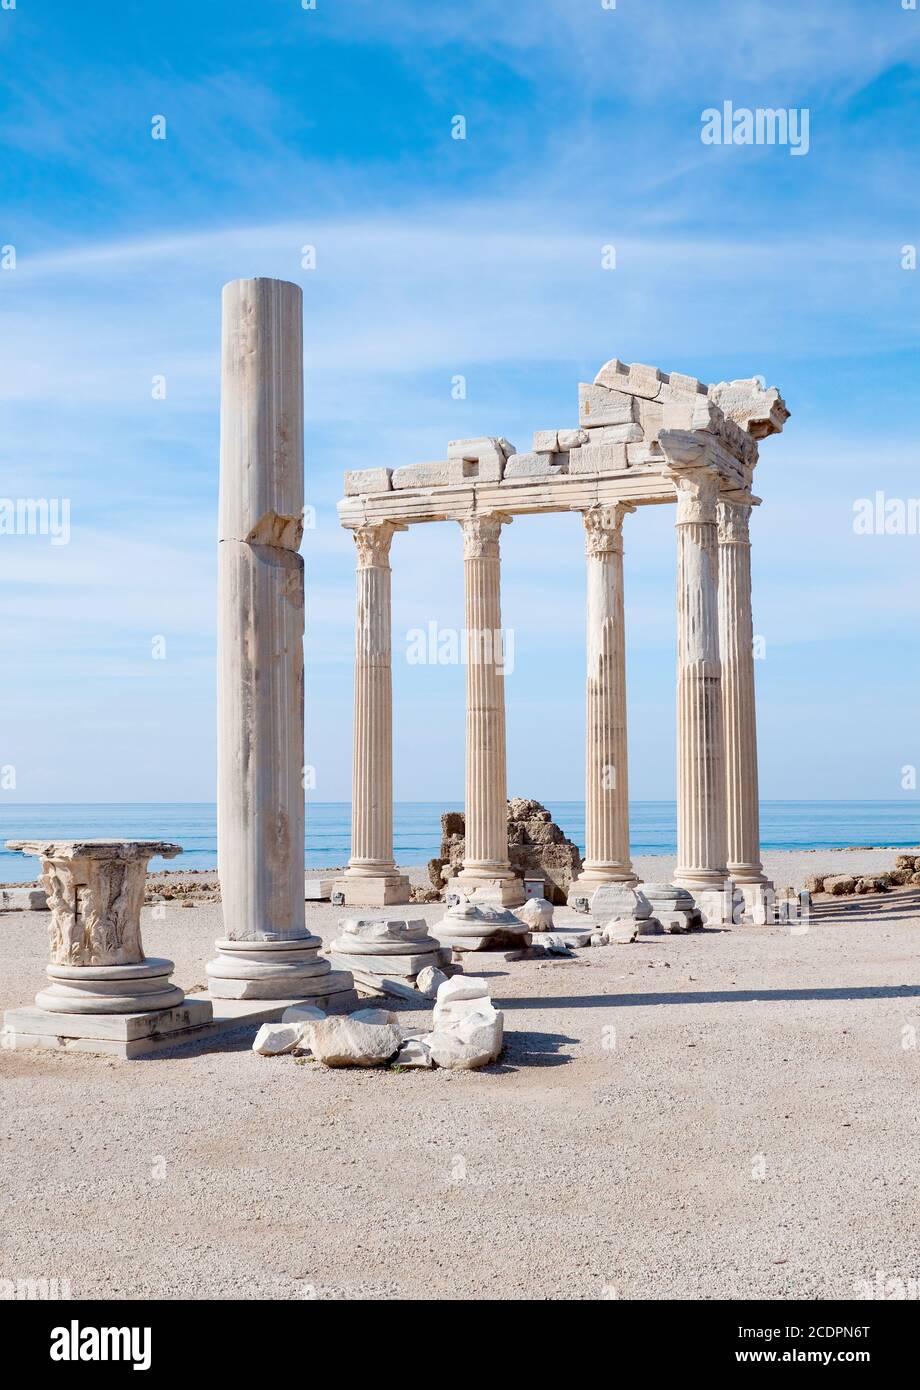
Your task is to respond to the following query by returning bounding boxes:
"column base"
[734,880,776,925]
[451,873,526,908]
[671,874,735,926]
[334,873,411,906]
[35,957,185,1014]
[205,936,357,1003]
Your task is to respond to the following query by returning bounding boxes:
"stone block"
[582,423,645,445]
[532,430,559,453]
[593,359,664,399]
[578,383,638,427]
[391,461,452,490]
[0,887,48,911]
[502,451,568,478]
[568,443,629,474]
[304,877,334,900]
[343,468,391,496]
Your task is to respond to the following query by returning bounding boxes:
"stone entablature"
[339,362,788,526]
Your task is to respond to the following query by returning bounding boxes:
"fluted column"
[570,504,636,897]
[456,513,523,907]
[672,468,729,897]
[339,522,409,906]
[718,497,769,892]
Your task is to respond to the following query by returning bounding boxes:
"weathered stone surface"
[593,359,665,398]
[416,965,448,998]
[432,974,493,1027]
[603,917,639,944]
[824,875,857,896]
[568,443,630,473]
[252,1021,307,1055]
[350,1006,398,1024]
[394,1037,434,1068]
[578,382,638,427]
[427,1010,504,1069]
[447,437,509,483]
[344,468,391,495]
[309,1016,402,1067]
[502,452,568,478]
[281,1003,326,1025]
[519,896,553,931]
[591,883,652,923]
[429,800,581,906]
[0,887,48,912]
[391,461,452,489]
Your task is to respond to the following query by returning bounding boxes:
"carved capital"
[459,513,511,559]
[582,502,636,556]
[718,498,752,545]
[353,522,398,569]
[673,470,721,525]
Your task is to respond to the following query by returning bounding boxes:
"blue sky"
[0,0,918,804]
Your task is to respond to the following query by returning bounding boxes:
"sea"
[0,801,918,883]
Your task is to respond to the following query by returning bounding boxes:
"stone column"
[455,513,524,907]
[718,496,771,910]
[570,503,636,900]
[207,277,355,1007]
[337,521,410,906]
[671,468,730,909]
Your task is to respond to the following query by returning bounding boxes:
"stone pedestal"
[718,497,772,920]
[212,277,356,1003]
[434,901,531,953]
[337,523,410,908]
[456,514,524,908]
[1,839,209,1058]
[329,917,449,990]
[570,504,637,900]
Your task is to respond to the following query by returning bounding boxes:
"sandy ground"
[2,848,920,1302]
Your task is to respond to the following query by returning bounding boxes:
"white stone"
[309,1016,402,1067]
[343,468,391,495]
[603,917,639,944]
[350,1006,398,1025]
[394,1037,434,1068]
[0,887,48,912]
[435,974,490,1005]
[591,883,652,922]
[339,916,429,944]
[568,443,630,474]
[532,430,559,453]
[427,1010,504,1069]
[578,382,638,427]
[593,360,664,399]
[281,1003,327,1025]
[557,428,588,450]
[252,1021,306,1056]
[519,896,553,931]
[416,965,448,998]
[502,452,567,478]
[391,461,452,489]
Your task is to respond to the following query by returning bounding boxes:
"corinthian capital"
[582,502,636,556]
[353,521,401,568]
[459,512,511,559]
[672,470,720,525]
[717,497,753,545]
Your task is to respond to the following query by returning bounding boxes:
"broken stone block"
[557,428,588,449]
[578,382,638,428]
[532,430,559,453]
[394,1037,434,1068]
[432,974,494,1028]
[823,874,856,896]
[427,1009,504,1069]
[309,1016,402,1067]
[593,360,664,398]
[350,1006,398,1025]
[343,467,392,496]
[582,423,645,445]
[591,883,652,923]
[447,436,511,484]
[0,887,49,912]
[519,896,553,931]
[416,965,449,998]
[603,918,639,944]
[252,1022,308,1056]
[502,451,568,478]
[391,461,452,490]
[281,1003,327,1025]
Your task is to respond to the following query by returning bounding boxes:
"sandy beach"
[2,846,919,1301]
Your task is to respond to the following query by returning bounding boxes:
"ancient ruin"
[208,277,357,1009]
[429,798,583,904]
[338,358,788,921]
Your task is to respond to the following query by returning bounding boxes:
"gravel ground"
[2,852,920,1302]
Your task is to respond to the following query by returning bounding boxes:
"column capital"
[717,496,753,545]
[459,512,512,559]
[352,520,405,569]
[671,469,721,525]
[581,502,636,556]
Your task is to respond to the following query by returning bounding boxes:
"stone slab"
[391,462,451,490]
[207,968,356,1001]
[351,970,427,1002]
[0,887,48,912]
[1,992,356,1059]
[333,875,411,906]
[343,468,391,496]
[3,997,213,1043]
[330,950,444,977]
[304,877,335,900]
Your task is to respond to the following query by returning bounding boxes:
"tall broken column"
[455,512,524,907]
[718,494,771,912]
[570,503,637,899]
[207,277,356,1007]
